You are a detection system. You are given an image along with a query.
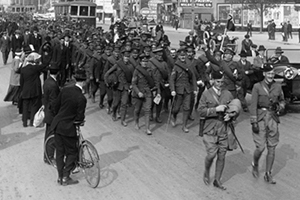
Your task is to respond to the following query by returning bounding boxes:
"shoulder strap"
[207,88,220,105]
[149,58,168,80]
[175,61,193,79]
[116,60,132,83]
[136,66,155,89]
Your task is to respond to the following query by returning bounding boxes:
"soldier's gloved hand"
[252,123,259,134]
[171,91,176,96]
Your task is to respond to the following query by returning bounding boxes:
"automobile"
[266,48,300,105]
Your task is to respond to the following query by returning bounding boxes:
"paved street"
[0,27,300,200]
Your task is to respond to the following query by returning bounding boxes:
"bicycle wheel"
[79,140,100,188]
[44,134,56,168]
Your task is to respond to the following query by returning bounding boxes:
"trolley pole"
[191,0,195,31]
[103,0,105,24]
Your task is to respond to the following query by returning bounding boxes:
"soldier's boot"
[107,100,113,114]
[213,152,226,190]
[203,157,213,185]
[171,114,177,127]
[120,108,127,127]
[155,103,163,123]
[182,111,189,133]
[144,113,152,135]
[264,147,276,184]
[111,106,118,121]
[252,148,263,178]
[133,110,140,130]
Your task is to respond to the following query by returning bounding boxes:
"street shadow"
[86,132,112,146]
[270,144,297,176]
[99,146,140,169]
[0,105,20,133]
[222,149,252,183]
[0,129,44,151]
[98,168,118,189]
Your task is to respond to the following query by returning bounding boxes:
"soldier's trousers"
[172,92,191,116]
[133,96,152,129]
[112,89,129,121]
[163,86,172,111]
[99,81,113,107]
[151,87,166,118]
[195,85,205,110]
[90,79,99,98]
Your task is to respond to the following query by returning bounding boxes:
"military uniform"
[147,48,169,123]
[170,50,197,133]
[104,56,134,126]
[249,64,285,184]
[132,54,156,134]
[103,51,120,113]
[198,75,241,190]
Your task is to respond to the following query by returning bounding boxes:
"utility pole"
[103,0,105,24]
[120,0,124,19]
[191,0,195,31]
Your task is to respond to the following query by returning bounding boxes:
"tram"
[54,1,96,26]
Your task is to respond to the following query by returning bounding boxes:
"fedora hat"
[257,45,266,51]
[275,47,284,54]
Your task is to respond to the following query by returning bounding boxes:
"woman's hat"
[15,48,22,56]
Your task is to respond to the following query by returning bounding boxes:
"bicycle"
[44,122,101,188]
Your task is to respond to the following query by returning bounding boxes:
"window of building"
[79,6,88,16]
[71,6,78,15]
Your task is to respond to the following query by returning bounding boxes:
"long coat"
[20,63,46,99]
[43,76,60,125]
[0,36,11,52]
[9,57,22,86]
[51,85,87,137]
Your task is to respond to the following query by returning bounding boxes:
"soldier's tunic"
[95,53,110,107]
[147,57,169,120]
[249,80,285,149]
[170,59,197,116]
[103,55,119,109]
[105,59,134,122]
[198,87,237,155]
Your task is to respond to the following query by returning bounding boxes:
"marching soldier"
[169,48,197,133]
[132,54,156,135]
[204,47,239,98]
[104,50,134,126]
[148,47,169,123]
[95,45,112,109]
[103,46,121,114]
[249,63,285,184]
[129,47,140,68]
[198,70,241,190]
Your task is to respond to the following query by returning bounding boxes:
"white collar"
[212,86,221,95]
[75,83,83,91]
[50,74,57,82]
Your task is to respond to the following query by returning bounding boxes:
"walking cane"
[165,95,176,133]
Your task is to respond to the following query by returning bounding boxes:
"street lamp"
[191,0,195,31]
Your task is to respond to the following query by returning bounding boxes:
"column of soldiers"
[2,15,286,189]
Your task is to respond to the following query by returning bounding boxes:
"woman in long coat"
[4,48,23,105]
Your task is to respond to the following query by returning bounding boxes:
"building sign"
[140,0,163,20]
[179,0,212,8]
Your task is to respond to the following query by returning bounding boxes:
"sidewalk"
[162,25,300,45]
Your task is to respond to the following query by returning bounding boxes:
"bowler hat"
[211,70,224,79]
[244,34,250,39]
[257,45,266,51]
[74,69,87,81]
[275,47,284,54]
